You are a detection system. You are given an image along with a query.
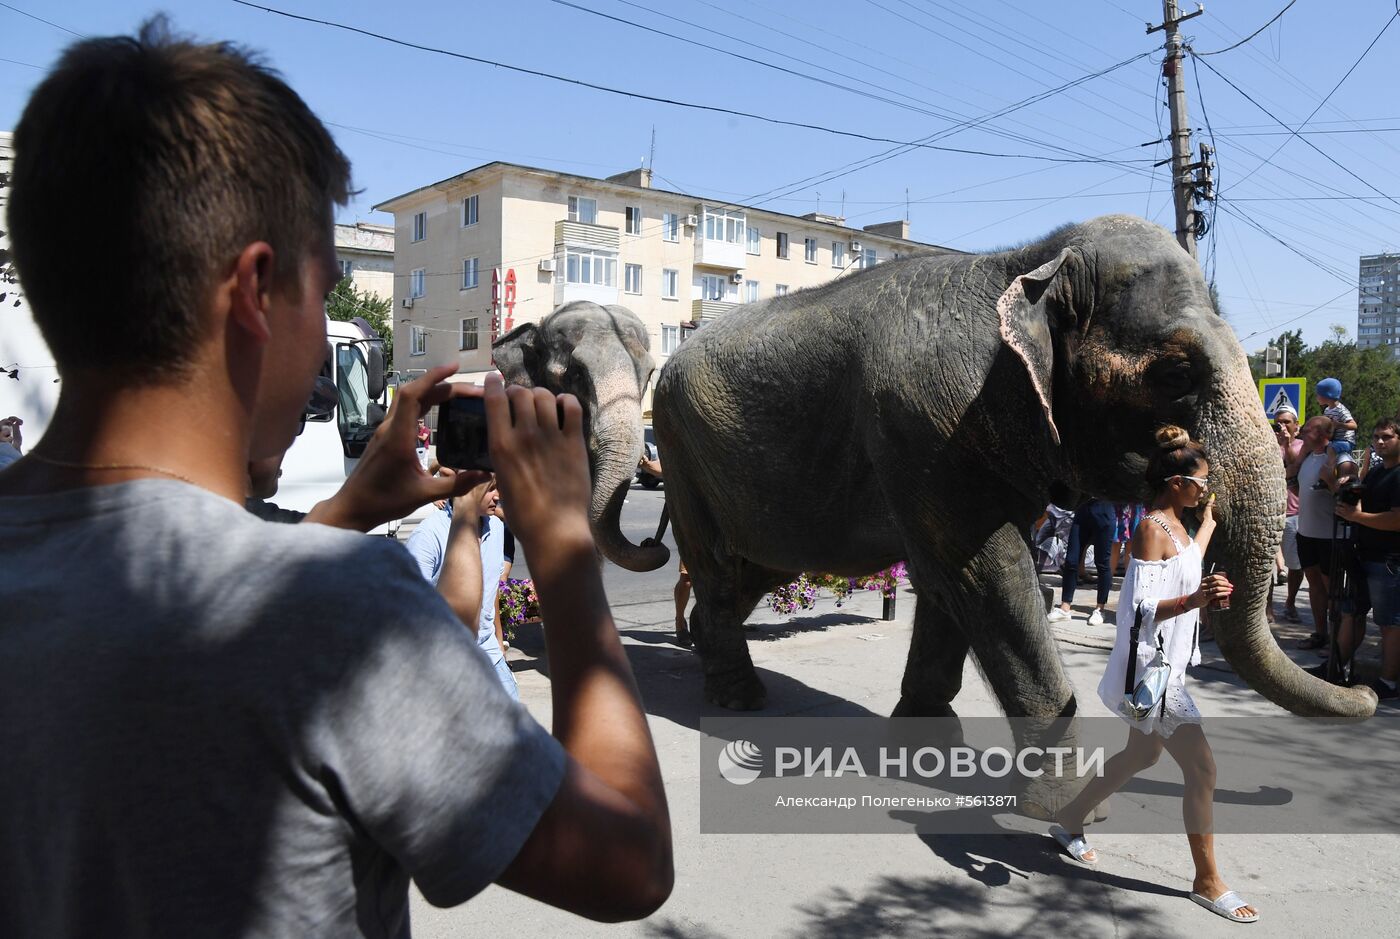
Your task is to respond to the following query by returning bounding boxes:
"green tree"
[1292,338,1400,428]
[325,277,393,366]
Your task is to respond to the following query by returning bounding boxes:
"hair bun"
[1155,425,1191,451]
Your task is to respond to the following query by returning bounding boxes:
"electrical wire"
[0,1,83,38]
[229,1,1152,169]
[1193,0,1297,56]
[1195,10,1400,202]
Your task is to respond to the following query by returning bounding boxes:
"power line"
[1236,286,1358,343]
[229,1,1151,168]
[1193,0,1297,56]
[1195,10,1400,202]
[0,1,83,37]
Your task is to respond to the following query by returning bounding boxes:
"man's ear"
[996,247,1087,446]
[229,242,277,343]
[492,322,540,388]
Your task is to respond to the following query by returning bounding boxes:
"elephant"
[493,215,1377,743]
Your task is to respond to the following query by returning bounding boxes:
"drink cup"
[1208,564,1230,611]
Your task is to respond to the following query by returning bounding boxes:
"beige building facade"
[373,162,953,384]
[333,222,394,301]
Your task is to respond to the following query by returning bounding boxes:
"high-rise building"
[1357,253,1400,355]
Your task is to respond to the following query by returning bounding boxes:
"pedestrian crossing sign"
[1258,377,1306,422]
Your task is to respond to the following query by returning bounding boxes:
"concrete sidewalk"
[406,576,1399,939]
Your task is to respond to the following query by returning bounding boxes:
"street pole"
[1149,1,1205,259]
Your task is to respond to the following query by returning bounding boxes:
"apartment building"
[373,162,952,383]
[333,221,394,301]
[1358,253,1400,357]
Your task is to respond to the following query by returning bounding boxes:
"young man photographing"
[0,21,670,938]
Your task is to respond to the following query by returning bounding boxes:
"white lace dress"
[1095,517,1203,738]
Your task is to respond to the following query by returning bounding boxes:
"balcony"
[692,299,737,321]
[555,220,620,251]
[695,236,745,270]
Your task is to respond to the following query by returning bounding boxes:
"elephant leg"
[688,558,779,710]
[892,589,969,719]
[933,523,1081,820]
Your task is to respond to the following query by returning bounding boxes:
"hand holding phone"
[436,396,493,471]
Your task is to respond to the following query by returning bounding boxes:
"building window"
[831,241,846,268]
[703,205,745,244]
[700,274,728,301]
[625,263,642,295]
[661,324,679,355]
[461,257,479,290]
[662,268,679,299]
[626,206,643,235]
[804,238,817,264]
[410,325,426,356]
[337,258,353,280]
[461,194,479,227]
[460,317,479,351]
[410,268,425,298]
[412,211,426,242]
[662,212,679,242]
[777,232,789,259]
[745,280,759,303]
[863,247,877,268]
[564,249,616,286]
[568,195,597,224]
[746,226,761,255]
[775,284,789,297]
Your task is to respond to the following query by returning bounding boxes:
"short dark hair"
[1145,424,1209,491]
[1374,418,1400,436]
[7,17,351,383]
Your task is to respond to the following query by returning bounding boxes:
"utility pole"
[1148,1,1205,258]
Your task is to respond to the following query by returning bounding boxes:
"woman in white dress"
[1049,426,1259,924]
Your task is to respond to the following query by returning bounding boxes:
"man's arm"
[486,377,672,921]
[436,491,488,632]
[1336,503,1400,531]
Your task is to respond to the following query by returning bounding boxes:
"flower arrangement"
[497,578,541,640]
[765,562,907,616]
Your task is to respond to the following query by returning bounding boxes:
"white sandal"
[1049,825,1098,865]
[1190,889,1259,923]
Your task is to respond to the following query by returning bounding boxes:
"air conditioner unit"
[401,297,414,309]
[848,240,863,254]
[729,272,744,285]
[684,214,698,227]
[539,258,557,272]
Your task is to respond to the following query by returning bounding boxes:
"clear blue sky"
[4,0,1397,350]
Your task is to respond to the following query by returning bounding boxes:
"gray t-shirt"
[1296,451,1337,539]
[0,480,565,939]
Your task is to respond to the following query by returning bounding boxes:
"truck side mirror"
[303,374,338,422]
[366,342,387,401]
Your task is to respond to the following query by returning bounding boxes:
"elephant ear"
[996,247,1085,447]
[602,304,658,394]
[492,321,540,388]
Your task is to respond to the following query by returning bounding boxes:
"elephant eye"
[1152,360,1195,399]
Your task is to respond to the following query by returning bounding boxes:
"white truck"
[275,316,396,534]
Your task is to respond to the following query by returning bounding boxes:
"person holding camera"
[1333,419,1400,700]
[0,23,671,936]
[1291,416,1343,649]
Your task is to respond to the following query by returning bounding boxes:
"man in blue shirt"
[407,474,518,699]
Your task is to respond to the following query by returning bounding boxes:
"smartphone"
[435,396,492,471]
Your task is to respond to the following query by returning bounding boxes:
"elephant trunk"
[586,384,670,573]
[1197,362,1376,717]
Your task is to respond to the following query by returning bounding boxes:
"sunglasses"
[1175,474,1210,490]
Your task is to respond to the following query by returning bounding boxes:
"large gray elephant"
[494,215,1376,733]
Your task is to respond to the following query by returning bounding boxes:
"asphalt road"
[404,482,1400,939]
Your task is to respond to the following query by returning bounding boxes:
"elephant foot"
[1015,773,1075,822]
[889,697,965,749]
[704,666,767,711]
